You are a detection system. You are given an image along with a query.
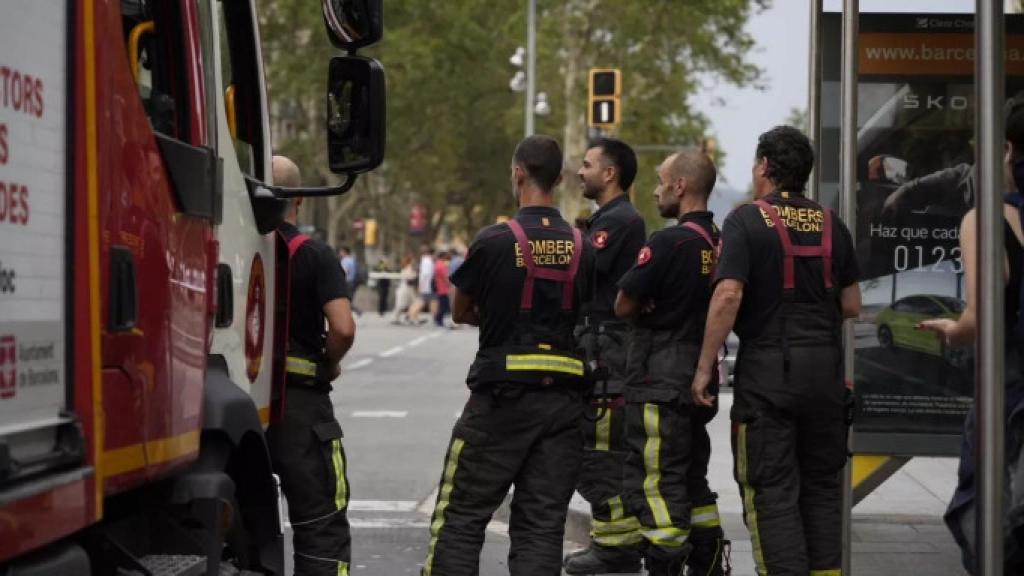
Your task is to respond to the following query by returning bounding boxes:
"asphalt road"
[283,315,541,575]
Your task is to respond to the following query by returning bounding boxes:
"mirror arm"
[244,173,358,199]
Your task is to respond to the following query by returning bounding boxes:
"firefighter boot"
[563,543,643,575]
[684,538,730,576]
[643,556,683,576]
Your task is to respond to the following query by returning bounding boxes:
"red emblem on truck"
[0,335,15,400]
[245,255,266,383]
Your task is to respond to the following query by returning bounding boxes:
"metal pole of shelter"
[976,1,1006,574]
[839,1,858,574]
[525,0,537,137]
[807,0,824,201]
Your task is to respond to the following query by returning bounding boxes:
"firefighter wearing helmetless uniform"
[266,156,357,576]
[564,138,647,575]
[692,127,861,576]
[422,135,595,576]
[614,149,728,576]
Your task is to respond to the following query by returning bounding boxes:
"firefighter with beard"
[564,137,648,575]
[692,126,861,575]
[614,149,728,576]
[422,135,596,576]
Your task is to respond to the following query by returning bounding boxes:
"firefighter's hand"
[329,362,342,381]
[691,370,716,407]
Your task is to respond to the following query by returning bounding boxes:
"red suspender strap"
[755,200,796,290]
[561,227,583,309]
[754,200,833,291]
[682,221,719,278]
[274,230,311,416]
[681,221,713,247]
[287,233,311,257]
[506,219,537,310]
[506,219,581,311]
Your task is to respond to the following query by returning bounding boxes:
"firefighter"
[564,137,647,575]
[422,135,595,576]
[613,149,727,576]
[692,126,861,576]
[266,156,357,576]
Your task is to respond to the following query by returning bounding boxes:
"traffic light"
[364,218,378,247]
[588,68,621,130]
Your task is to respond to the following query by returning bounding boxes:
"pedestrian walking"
[434,250,451,327]
[391,254,418,324]
[691,126,861,576]
[267,156,357,576]
[422,135,595,576]
[563,137,648,575]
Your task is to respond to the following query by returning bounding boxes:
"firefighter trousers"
[423,385,585,576]
[622,399,723,563]
[731,345,847,576]
[577,399,642,549]
[267,386,351,576]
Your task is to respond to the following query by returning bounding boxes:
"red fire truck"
[0,0,384,573]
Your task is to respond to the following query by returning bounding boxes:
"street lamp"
[507,0,539,136]
[534,92,551,116]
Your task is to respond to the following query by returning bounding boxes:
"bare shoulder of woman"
[1005,203,1024,244]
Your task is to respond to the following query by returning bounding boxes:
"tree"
[258,0,771,252]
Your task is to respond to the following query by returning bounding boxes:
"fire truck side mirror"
[321,0,382,51]
[327,55,386,175]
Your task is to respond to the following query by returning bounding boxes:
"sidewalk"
[563,390,968,576]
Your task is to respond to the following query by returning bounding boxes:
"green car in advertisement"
[875,294,965,357]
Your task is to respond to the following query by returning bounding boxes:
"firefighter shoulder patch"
[637,246,653,266]
[592,230,609,249]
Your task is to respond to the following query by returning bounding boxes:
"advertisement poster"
[820,13,1024,454]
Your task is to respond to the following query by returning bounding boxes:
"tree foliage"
[258,0,770,252]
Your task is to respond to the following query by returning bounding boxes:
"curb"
[490,493,593,546]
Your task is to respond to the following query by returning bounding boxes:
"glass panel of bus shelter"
[820,12,1024,454]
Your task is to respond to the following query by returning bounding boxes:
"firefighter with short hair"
[422,135,595,576]
[692,126,861,576]
[564,137,647,575]
[614,149,727,576]
[267,156,357,576]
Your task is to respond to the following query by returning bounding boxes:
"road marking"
[351,410,408,419]
[379,345,405,358]
[346,358,374,371]
[348,500,419,512]
[408,335,431,347]
[350,518,431,529]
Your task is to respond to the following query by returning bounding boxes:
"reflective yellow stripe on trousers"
[809,570,842,576]
[737,423,768,575]
[505,354,584,376]
[641,404,688,547]
[331,439,348,510]
[423,438,465,576]
[287,356,317,376]
[594,408,612,451]
[691,503,721,529]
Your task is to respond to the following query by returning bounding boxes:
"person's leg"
[423,392,525,576]
[507,390,586,576]
[732,391,806,576]
[623,401,693,575]
[565,400,642,574]
[267,389,351,576]
[686,406,727,576]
